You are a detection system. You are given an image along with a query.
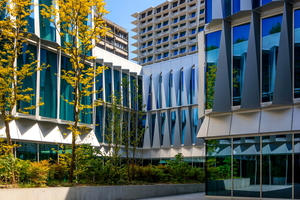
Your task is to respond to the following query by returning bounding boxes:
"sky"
[104,0,167,61]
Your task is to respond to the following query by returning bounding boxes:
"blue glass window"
[147,77,152,111]
[167,73,173,107]
[180,31,186,37]
[113,69,121,98]
[157,23,161,28]
[80,65,92,124]
[157,75,162,109]
[122,73,129,107]
[262,15,282,102]
[233,0,240,14]
[163,21,168,26]
[199,26,204,32]
[294,10,300,98]
[180,47,186,53]
[180,15,186,21]
[147,41,153,46]
[191,29,196,34]
[95,106,103,143]
[147,26,152,31]
[205,0,212,23]
[157,38,162,44]
[60,56,74,121]
[177,70,184,106]
[191,12,196,18]
[191,45,196,51]
[223,0,231,18]
[157,54,162,59]
[233,23,250,106]
[25,3,35,33]
[173,49,178,56]
[170,111,176,145]
[17,44,37,115]
[174,34,178,39]
[163,52,169,58]
[130,76,136,109]
[40,49,57,118]
[161,112,166,145]
[190,68,196,104]
[39,0,56,42]
[148,56,153,61]
[181,110,187,145]
[173,18,178,23]
[105,67,112,102]
[206,31,221,109]
[163,36,168,42]
[261,0,272,6]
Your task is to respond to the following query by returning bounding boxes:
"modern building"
[198,0,300,199]
[131,0,205,66]
[98,18,129,60]
[129,0,207,166]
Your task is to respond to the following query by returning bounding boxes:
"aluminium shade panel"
[162,111,171,148]
[212,20,232,112]
[272,1,293,105]
[151,73,160,110]
[230,111,260,135]
[161,71,169,109]
[143,113,152,149]
[183,108,193,146]
[207,114,231,137]
[152,111,161,149]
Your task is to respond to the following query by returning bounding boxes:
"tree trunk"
[69,130,76,183]
[4,119,13,155]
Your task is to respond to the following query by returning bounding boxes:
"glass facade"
[17,44,37,115]
[60,56,74,121]
[39,0,56,42]
[25,3,35,33]
[151,113,156,146]
[206,31,221,109]
[40,49,57,118]
[181,109,187,144]
[170,111,176,145]
[191,108,198,144]
[233,0,240,14]
[16,142,38,161]
[206,135,297,199]
[262,15,282,102]
[295,9,300,98]
[96,65,103,100]
[39,143,58,161]
[233,23,250,106]
[105,67,112,102]
[95,106,103,143]
[262,0,272,6]
[122,73,129,107]
[161,112,166,145]
[190,68,196,104]
[205,0,212,23]
[113,69,121,98]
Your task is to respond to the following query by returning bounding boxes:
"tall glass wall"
[262,15,282,102]
[206,138,232,196]
[205,0,212,23]
[105,67,112,102]
[190,68,196,104]
[294,9,300,98]
[16,142,37,161]
[161,112,166,145]
[17,44,37,115]
[95,106,103,143]
[113,69,120,98]
[96,65,103,100]
[206,135,296,199]
[233,0,240,14]
[39,0,56,42]
[181,109,187,145]
[60,56,74,121]
[167,73,173,107]
[232,23,250,106]
[25,3,35,33]
[40,49,57,118]
[170,111,176,145]
[206,31,221,109]
[191,108,198,144]
[122,73,129,107]
[151,113,156,146]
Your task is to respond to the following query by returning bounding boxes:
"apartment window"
[180,7,185,11]
[148,56,153,61]
[173,9,178,14]
[199,9,204,14]
[180,31,186,37]
[180,23,186,27]
[148,18,152,22]
[157,46,162,50]
[198,26,204,32]
[173,49,178,55]
[174,34,178,39]
[148,33,153,37]
[180,15,186,21]
[163,28,169,32]
[157,23,162,28]
[191,45,196,51]
[295,9,300,98]
[148,48,153,52]
[40,49,57,118]
[156,7,161,13]
[163,13,168,17]
[157,15,161,20]
[180,0,185,4]
[157,38,162,44]
[142,58,146,63]
[163,44,169,48]
[163,36,169,42]
[163,5,168,10]
[262,15,282,102]
[141,13,146,18]
[141,28,146,33]
[173,18,178,23]
[180,39,186,43]
[173,1,178,8]
[147,41,153,46]
[191,28,196,34]
[190,12,196,18]
[157,30,161,34]
[199,17,205,21]
[142,43,146,48]
[147,26,153,31]
[157,54,162,59]
[163,52,169,58]
[141,35,146,39]
[147,10,152,16]
[173,41,178,45]
[141,50,146,54]
[163,20,169,26]
[173,25,178,29]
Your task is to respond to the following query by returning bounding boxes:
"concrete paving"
[137,192,224,200]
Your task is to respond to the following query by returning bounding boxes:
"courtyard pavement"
[137,192,225,200]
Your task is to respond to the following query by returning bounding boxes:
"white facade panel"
[230,111,260,135]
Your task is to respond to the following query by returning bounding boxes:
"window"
[147,10,152,16]
[163,44,169,48]
[173,49,178,55]
[163,52,169,58]
[163,20,168,26]
[142,58,146,63]
[180,0,185,4]
[180,23,186,27]
[262,0,272,5]
[163,13,168,17]
[39,0,56,42]
[180,7,185,11]
[163,28,169,32]
[173,25,178,29]
[191,28,196,34]
[191,45,196,51]
[206,0,212,23]
[262,15,282,102]
[233,23,250,106]
[142,43,146,48]
[198,26,204,32]
[200,9,205,14]
[180,31,186,37]
[147,41,153,46]
[180,47,186,53]
[40,49,57,118]
[233,0,240,14]
[157,23,162,28]
[173,18,178,23]
[174,34,178,39]
[163,36,169,42]
[163,5,168,10]
[181,110,187,144]
[190,12,196,18]
[156,7,161,13]
[148,56,153,61]
[141,28,146,33]
[148,33,153,37]
[141,13,146,18]
[157,54,162,59]
[157,38,162,44]
[147,26,153,31]
[148,18,152,22]
[148,48,153,52]
[105,67,112,102]
[173,2,178,8]
[180,15,186,21]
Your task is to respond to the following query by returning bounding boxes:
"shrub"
[27,160,50,187]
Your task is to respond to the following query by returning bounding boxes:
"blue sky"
[104,0,166,61]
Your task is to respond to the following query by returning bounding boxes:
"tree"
[104,77,146,182]
[0,0,39,155]
[269,22,281,35]
[40,0,109,183]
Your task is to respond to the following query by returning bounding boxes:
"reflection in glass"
[16,142,37,161]
[262,0,272,6]
[170,111,176,145]
[39,144,58,161]
[205,0,212,23]
[233,23,250,106]
[233,137,260,198]
[206,139,232,196]
[96,65,103,100]
[167,73,173,107]
[147,77,152,111]
[95,106,103,142]
[262,135,292,199]
[181,110,187,145]
[60,56,74,121]
[151,113,156,146]
[157,75,162,109]
[40,49,57,118]
[295,134,300,199]
[206,31,221,109]
[294,10,300,98]
[161,112,166,145]
[114,69,121,98]
[17,44,37,115]
[190,68,196,104]
[39,0,56,42]
[233,0,240,14]
[130,76,136,109]
[105,68,112,102]
[122,73,128,107]
[262,15,282,102]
